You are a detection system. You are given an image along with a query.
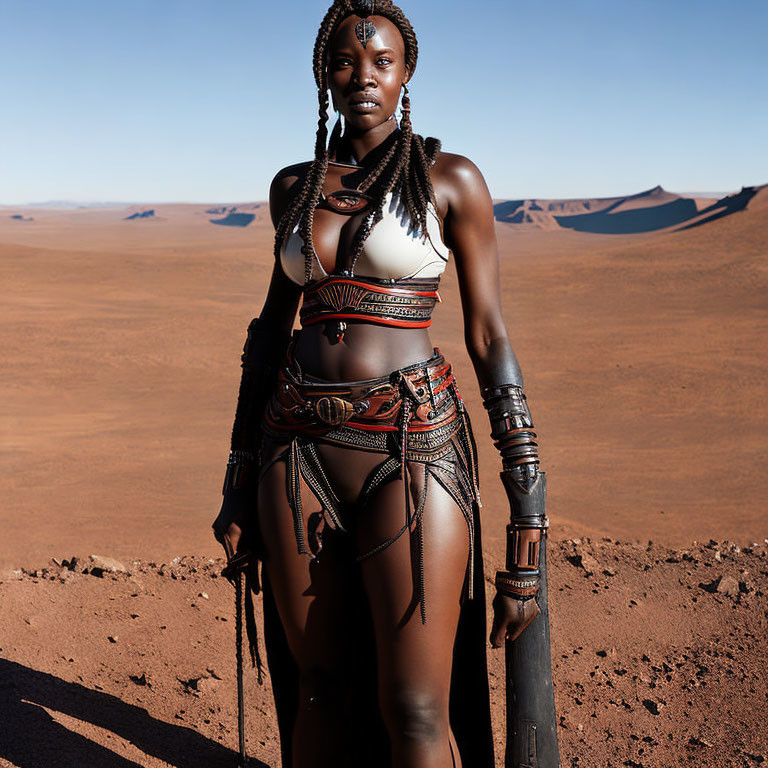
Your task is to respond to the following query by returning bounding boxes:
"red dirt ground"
[1,188,765,766]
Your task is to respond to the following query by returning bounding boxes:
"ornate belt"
[263,347,460,448]
[299,275,441,334]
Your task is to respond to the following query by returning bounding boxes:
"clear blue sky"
[1,0,766,204]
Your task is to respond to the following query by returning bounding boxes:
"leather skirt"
[260,339,483,623]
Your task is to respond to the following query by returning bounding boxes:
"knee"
[379,689,449,745]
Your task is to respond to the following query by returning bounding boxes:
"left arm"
[438,154,523,388]
[436,153,545,646]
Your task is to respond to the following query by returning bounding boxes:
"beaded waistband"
[299,274,441,331]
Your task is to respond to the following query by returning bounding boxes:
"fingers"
[219,532,235,561]
[489,594,543,647]
[489,594,507,648]
[489,613,506,649]
[219,521,246,559]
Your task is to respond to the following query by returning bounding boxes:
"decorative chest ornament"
[324,189,373,214]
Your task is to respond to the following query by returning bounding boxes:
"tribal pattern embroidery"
[300,277,441,328]
[315,280,366,312]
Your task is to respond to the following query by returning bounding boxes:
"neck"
[335,119,399,166]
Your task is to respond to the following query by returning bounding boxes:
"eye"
[376,57,393,66]
[331,56,353,69]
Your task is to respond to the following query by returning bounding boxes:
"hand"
[489,591,540,648]
[212,489,257,563]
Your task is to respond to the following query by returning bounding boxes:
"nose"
[352,62,376,88]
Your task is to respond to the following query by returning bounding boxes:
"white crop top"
[280,189,450,286]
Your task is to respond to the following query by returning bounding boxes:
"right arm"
[258,162,312,332]
[212,164,308,560]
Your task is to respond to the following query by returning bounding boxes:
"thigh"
[356,462,470,706]
[256,438,355,674]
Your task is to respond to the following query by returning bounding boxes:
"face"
[327,15,409,131]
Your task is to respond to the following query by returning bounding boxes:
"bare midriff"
[293,321,435,382]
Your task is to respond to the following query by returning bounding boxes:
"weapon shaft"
[505,533,559,767]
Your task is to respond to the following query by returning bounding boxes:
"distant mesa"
[209,212,256,227]
[206,204,261,216]
[494,184,762,234]
[493,200,525,222]
[124,210,155,221]
[10,214,34,222]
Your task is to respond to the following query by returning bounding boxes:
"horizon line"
[2,184,758,210]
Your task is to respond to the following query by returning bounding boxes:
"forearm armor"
[223,318,291,494]
[482,382,548,601]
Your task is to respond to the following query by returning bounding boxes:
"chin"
[344,112,392,131]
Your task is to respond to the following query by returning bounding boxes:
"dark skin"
[218,14,538,767]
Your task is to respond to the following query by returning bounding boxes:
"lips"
[348,94,379,109]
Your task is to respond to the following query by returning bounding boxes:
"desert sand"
[1,185,766,767]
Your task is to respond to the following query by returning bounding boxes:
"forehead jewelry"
[352,0,377,48]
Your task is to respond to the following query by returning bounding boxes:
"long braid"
[398,83,416,225]
[274,0,441,283]
[272,3,343,273]
[298,88,332,282]
[348,116,412,273]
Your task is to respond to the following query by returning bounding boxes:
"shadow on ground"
[555,196,698,233]
[0,659,268,768]
[209,212,256,227]
[676,186,758,230]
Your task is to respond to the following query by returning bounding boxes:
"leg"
[257,440,358,768]
[356,462,469,768]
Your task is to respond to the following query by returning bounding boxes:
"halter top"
[280,188,451,286]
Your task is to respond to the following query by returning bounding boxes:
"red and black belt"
[264,347,457,437]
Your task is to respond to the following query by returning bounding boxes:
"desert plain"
[1,184,766,767]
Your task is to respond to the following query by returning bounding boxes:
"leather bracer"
[222,318,291,494]
[482,383,548,601]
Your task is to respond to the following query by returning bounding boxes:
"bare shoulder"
[271,161,312,189]
[430,150,492,217]
[269,161,312,227]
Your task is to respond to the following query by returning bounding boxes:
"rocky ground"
[1,538,765,768]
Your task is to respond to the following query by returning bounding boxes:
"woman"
[213,2,550,766]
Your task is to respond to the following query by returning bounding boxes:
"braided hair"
[273,0,442,283]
